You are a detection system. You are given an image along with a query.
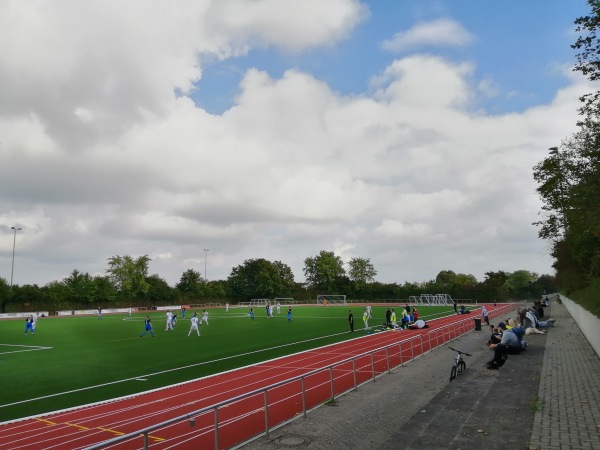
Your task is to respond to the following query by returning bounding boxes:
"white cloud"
[0,1,589,287]
[381,18,474,53]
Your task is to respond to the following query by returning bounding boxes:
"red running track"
[0,305,515,450]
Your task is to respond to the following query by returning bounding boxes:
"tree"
[145,274,177,305]
[106,255,151,301]
[573,0,600,122]
[504,270,538,299]
[176,269,205,299]
[0,277,12,313]
[63,270,96,304]
[347,257,377,291]
[435,270,458,286]
[228,259,295,301]
[303,251,346,293]
[532,1,600,292]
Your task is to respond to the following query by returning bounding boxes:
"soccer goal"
[317,295,347,305]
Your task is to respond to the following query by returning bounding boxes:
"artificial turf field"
[0,304,456,423]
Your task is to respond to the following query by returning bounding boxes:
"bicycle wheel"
[449,365,457,382]
[457,360,466,375]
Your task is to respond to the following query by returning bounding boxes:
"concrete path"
[240,303,600,450]
[529,303,600,450]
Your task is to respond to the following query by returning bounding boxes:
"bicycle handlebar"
[448,347,472,357]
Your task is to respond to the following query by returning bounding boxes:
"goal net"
[317,295,347,305]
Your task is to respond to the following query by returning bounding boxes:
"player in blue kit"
[140,316,155,337]
[24,316,34,335]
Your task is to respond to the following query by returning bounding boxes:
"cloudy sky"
[0,0,593,288]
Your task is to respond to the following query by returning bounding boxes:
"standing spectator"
[140,316,155,337]
[165,310,173,331]
[453,301,458,313]
[363,308,369,330]
[385,308,392,327]
[201,309,209,325]
[390,309,397,328]
[348,310,354,333]
[97,306,102,319]
[287,306,293,323]
[405,304,411,314]
[366,305,372,319]
[481,306,490,325]
[413,307,419,321]
[188,313,200,336]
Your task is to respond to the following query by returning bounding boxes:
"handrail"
[86,305,517,450]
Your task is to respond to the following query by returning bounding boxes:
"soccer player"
[24,316,34,335]
[390,309,397,328]
[188,313,200,336]
[181,305,186,318]
[171,313,177,329]
[140,316,155,337]
[201,309,209,325]
[366,305,372,319]
[165,310,173,331]
[348,310,354,333]
[276,302,281,314]
[363,308,369,330]
[287,306,293,323]
[32,314,39,333]
[225,303,230,312]
[249,308,254,320]
[97,306,102,319]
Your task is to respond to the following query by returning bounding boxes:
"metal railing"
[86,304,515,450]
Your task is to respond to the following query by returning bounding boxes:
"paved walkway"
[241,303,600,450]
[529,302,600,450]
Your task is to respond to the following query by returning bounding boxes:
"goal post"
[316,295,347,305]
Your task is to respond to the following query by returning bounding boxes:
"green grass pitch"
[0,305,455,422]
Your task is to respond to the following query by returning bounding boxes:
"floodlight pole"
[10,226,23,289]
[203,248,209,282]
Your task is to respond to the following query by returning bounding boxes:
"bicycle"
[448,347,472,382]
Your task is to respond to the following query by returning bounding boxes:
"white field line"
[0,344,52,355]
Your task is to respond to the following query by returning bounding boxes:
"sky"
[0,0,594,288]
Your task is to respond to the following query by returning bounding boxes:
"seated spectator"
[458,305,470,314]
[487,325,502,345]
[507,319,527,350]
[525,308,556,328]
[408,319,428,329]
[486,322,521,369]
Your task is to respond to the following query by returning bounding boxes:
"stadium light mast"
[10,226,23,289]
[203,248,209,282]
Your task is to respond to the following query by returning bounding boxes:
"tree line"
[0,250,554,313]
